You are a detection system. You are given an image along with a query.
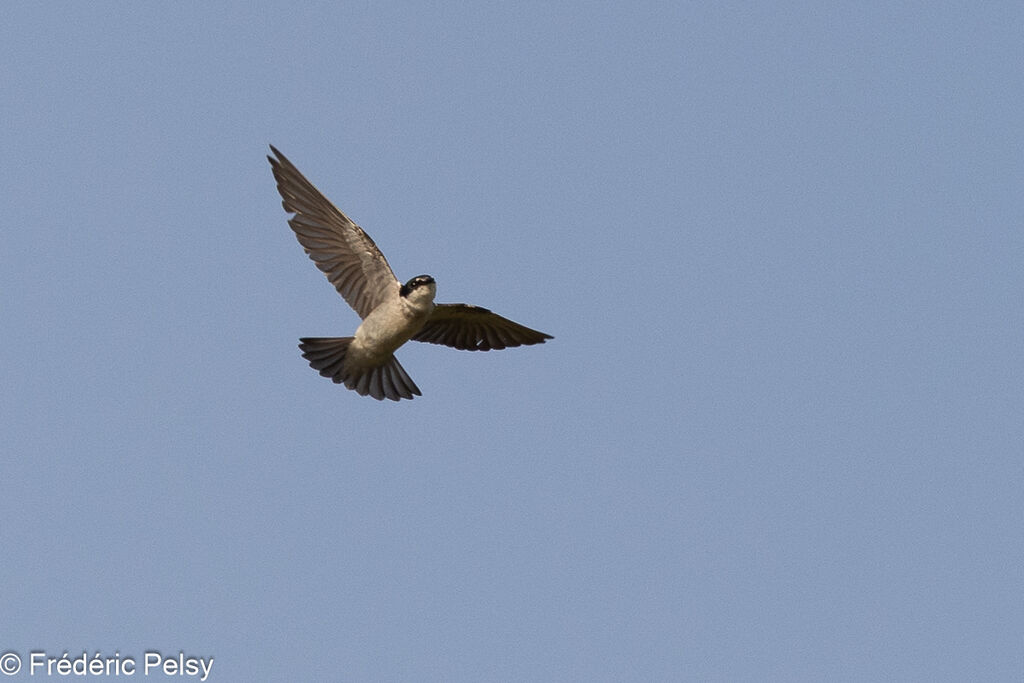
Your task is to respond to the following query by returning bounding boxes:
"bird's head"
[400,274,436,303]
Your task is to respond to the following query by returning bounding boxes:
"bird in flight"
[268,146,552,401]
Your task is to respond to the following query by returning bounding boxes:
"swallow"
[268,146,552,401]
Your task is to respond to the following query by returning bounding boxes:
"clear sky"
[2,3,1022,681]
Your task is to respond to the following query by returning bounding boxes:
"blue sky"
[2,3,1022,681]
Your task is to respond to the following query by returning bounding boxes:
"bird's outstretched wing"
[412,304,553,351]
[268,146,399,319]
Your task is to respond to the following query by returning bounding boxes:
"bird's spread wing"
[268,146,399,319]
[412,304,553,351]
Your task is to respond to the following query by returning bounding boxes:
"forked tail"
[299,337,421,401]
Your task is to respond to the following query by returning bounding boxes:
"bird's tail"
[298,337,421,401]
